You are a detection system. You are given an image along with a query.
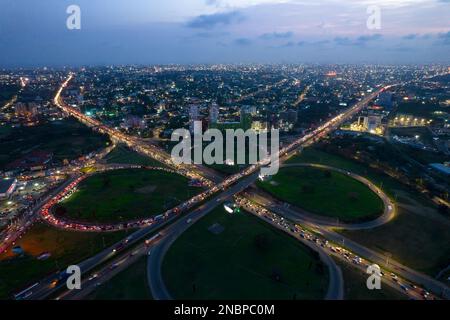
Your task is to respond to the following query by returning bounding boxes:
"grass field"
[59,169,200,223]
[0,223,127,299]
[0,118,109,170]
[288,147,450,276]
[88,256,152,300]
[338,263,407,300]
[163,207,329,300]
[286,147,434,207]
[105,145,165,167]
[258,166,384,222]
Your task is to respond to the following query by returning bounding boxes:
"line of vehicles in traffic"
[235,196,437,300]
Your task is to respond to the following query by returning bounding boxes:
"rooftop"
[0,178,16,194]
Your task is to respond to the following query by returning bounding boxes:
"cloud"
[282,41,295,47]
[333,34,383,46]
[354,34,383,46]
[402,34,419,40]
[187,11,245,29]
[334,36,354,46]
[310,39,331,46]
[233,37,252,46]
[436,31,450,45]
[194,31,230,38]
[269,41,296,48]
[356,34,383,42]
[205,0,446,11]
[259,31,294,40]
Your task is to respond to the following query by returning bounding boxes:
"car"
[110,263,120,270]
[50,279,59,288]
[88,274,99,281]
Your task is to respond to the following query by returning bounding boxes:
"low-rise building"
[0,178,17,199]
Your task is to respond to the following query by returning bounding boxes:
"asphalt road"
[56,245,148,300]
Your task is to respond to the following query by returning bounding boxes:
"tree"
[270,268,283,283]
[54,205,67,217]
[438,204,449,216]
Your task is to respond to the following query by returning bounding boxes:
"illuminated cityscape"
[0,0,449,314]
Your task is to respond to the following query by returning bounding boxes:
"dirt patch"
[135,185,157,194]
[208,223,225,235]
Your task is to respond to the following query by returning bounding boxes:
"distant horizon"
[1,62,450,71]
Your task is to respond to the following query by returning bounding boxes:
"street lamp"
[386,253,392,266]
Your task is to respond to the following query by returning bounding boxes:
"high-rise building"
[367,115,381,132]
[189,104,201,133]
[15,102,38,118]
[358,116,368,128]
[209,103,219,124]
[15,102,27,116]
[120,115,147,130]
[241,105,257,116]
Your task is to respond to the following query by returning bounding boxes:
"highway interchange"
[6,74,450,301]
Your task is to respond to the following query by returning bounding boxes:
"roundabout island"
[257,163,389,224]
[56,168,199,224]
[39,165,204,232]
